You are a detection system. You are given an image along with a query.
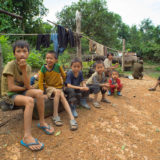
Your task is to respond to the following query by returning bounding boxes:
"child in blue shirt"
[64,57,90,117]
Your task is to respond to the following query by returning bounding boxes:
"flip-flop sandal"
[148,88,156,91]
[93,102,101,108]
[70,119,78,131]
[37,123,54,135]
[20,138,44,151]
[101,98,111,103]
[52,116,63,126]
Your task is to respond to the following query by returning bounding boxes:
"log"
[0,9,23,19]
[0,99,64,120]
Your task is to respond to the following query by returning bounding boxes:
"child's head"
[111,70,119,80]
[107,53,113,60]
[71,57,82,73]
[12,40,29,61]
[45,51,57,68]
[34,72,40,79]
[139,60,143,64]
[95,60,105,74]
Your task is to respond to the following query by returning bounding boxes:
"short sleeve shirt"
[65,70,84,86]
[104,58,112,69]
[1,60,31,96]
[86,71,107,85]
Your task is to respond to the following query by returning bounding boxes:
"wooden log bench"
[0,98,64,120]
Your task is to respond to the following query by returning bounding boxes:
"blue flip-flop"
[37,123,54,135]
[20,138,44,151]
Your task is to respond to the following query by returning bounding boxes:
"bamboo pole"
[76,11,82,59]
[122,39,125,72]
[0,43,3,96]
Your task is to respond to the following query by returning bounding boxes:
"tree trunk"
[0,43,3,96]
[122,39,125,72]
[76,10,82,60]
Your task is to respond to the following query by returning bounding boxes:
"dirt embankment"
[0,75,160,160]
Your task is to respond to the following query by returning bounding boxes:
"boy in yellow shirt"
[39,51,78,131]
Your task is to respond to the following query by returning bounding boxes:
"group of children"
[1,40,123,151]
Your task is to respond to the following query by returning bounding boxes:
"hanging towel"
[36,34,50,50]
[96,43,104,56]
[68,29,75,47]
[57,25,68,48]
[50,33,65,58]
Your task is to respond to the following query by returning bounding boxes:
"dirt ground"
[0,75,160,160]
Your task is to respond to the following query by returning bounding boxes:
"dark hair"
[107,53,113,58]
[111,70,119,75]
[71,57,82,66]
[12,40,29,54]
[94,60,104,68]
[46,51,57,59]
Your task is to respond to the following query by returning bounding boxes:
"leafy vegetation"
[0,0,160,67]
[57,0,160,62]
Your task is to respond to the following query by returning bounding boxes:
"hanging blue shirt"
[50,33,65,58]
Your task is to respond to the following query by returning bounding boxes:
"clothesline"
[47,20,120,53]
[0,20,120,53]
[0,33,45,36]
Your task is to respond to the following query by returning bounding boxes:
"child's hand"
[104,83,110,87]
[80,87,89,91]
[18,59,27,71]
[43,95,48,99]
[28,85,34,89]
[115,63,119,68]
[102,86,108,90]
[115,83,118,88]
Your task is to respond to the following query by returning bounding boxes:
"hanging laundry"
[96,43,104,56]
[89,40,97,52]
[57,25,68,48]
[50,33,65,58]
[36,34,50,50]
[89,40,104,55]
[68,29,75,47]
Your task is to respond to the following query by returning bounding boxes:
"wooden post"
[122,39,125,72]
[0,43,3,96]
[76,10,82,60]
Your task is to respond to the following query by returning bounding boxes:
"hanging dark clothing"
[36,34,50,50]
[68,29,75,47]
[57,25,68,48]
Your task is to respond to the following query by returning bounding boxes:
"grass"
[144,61,160,79]
[145,72,159,79]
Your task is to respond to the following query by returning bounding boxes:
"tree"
[56,0,123,49]
[0,0,48,33]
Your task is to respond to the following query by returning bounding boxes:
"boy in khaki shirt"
[1,40,54,151]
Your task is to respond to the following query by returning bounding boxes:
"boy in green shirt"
[1,40,54,151]
[38,51,78,131]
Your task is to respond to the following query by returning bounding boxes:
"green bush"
[27,52,45,69]
[58,52,71,67]
[155,67,160,71]
[0,35,14,64]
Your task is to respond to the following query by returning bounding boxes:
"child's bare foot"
[21,136,44,151]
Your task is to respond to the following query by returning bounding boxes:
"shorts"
[158,77,160,81]
[1,91,27,110]
[46,86,63,98]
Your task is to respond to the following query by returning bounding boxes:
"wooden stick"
[0,9,23,20]
[47,19,120,53]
